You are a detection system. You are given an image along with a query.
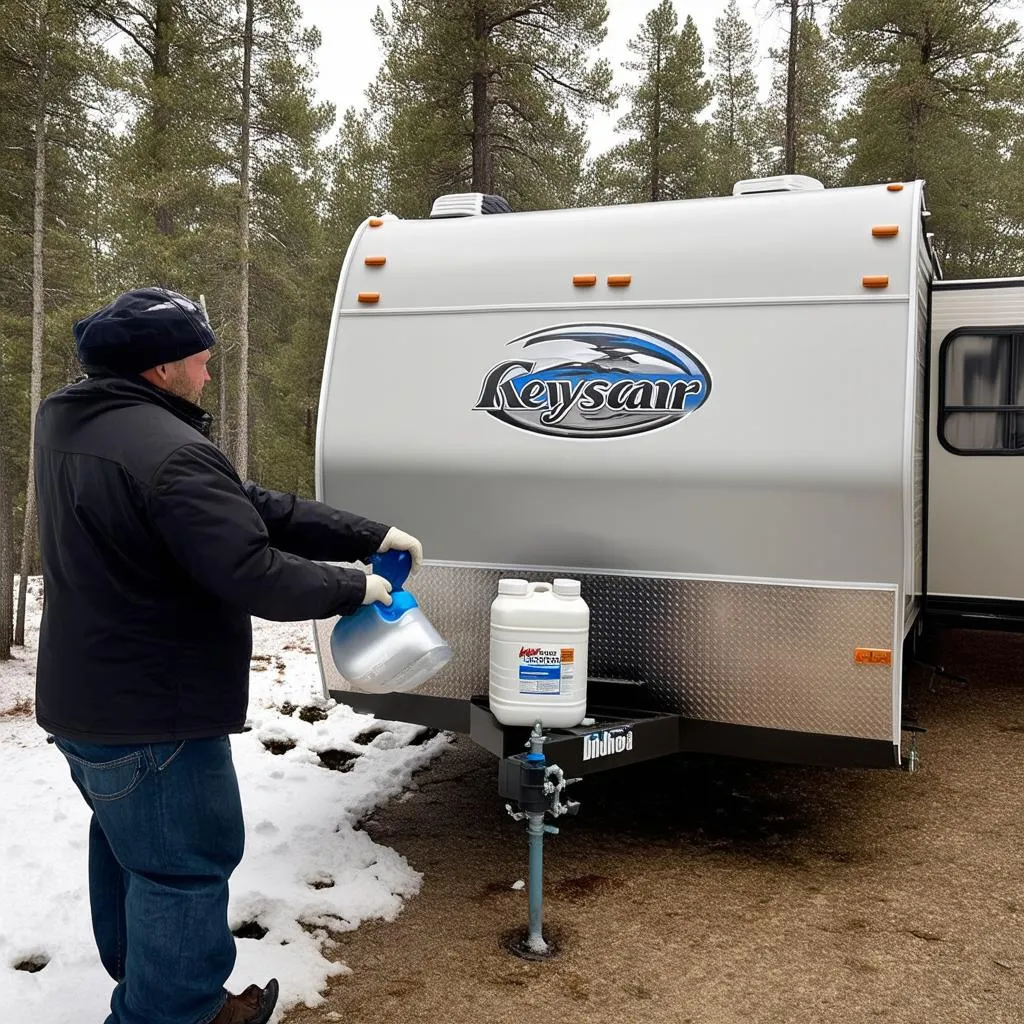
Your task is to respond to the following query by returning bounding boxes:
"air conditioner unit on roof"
[733,175,825,196]
[429,193,513,218]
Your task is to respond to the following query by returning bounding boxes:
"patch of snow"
[0,579,449,1023]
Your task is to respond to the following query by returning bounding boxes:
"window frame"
[938,325,1024,457]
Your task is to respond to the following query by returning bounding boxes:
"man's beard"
[164,371,203,406]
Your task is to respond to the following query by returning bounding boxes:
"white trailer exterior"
[314,179,1023,770]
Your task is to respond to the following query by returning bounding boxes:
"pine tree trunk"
[906,23,932,181]
[728,50,737,150]
[16,0,47,647]
[235,0,253,478]
[0,450,13,660]
[153,0,174,238]
[784,0,799,175]
[219,344,229,452]
[471,6,490,193]
[650,38,661,203]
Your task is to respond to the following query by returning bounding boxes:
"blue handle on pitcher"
[370,549,412,591]
[368,549,416,621]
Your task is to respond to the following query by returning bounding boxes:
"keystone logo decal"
[582,727,634,762]
[474,323,711,439]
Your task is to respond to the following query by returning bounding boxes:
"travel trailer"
[313,176,1024,777]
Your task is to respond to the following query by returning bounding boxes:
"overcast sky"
[298,0,789,157]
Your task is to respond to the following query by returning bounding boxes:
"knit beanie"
[74,288,216,374]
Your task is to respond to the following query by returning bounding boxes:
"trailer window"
[940,330,1024,454]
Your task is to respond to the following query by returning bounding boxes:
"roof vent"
[429,192,513,218]
[733,175,825,196]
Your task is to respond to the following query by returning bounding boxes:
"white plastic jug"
[488,578,589,728]
[330,551,452,694]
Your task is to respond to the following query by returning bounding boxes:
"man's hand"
[377,527,423,574]
[363,573,393,606]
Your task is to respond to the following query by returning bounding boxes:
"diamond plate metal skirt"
[315,566,898,742]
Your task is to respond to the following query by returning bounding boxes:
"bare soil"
[0,697,33,718]
[284,628,1024,1024]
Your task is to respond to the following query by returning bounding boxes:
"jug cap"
[553,578,581,597]
[498,578,529,596]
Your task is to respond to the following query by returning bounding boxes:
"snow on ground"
[0,579,449,1023]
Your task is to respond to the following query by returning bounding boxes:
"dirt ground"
[285,628,1024,1024]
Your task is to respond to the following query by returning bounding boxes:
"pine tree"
[230,1,333,483]
[0,447,12,659]
[92,1,333,483]
[757,10,843,184]
[594,5,712,204]
[369,0,613,216]
[91,0,238,464]
[222,0,333,478]
[90,1,236,289]
[248,107,387,496]
[833,0,1024,276]
[236,0,254,479]
[17,0,49,648]
[781,0,799,174]
[253,105,387,487]
[709,0,759,195]
[247,156,327,494]
[0,0,104,653]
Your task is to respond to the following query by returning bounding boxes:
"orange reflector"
[368,217,384,227]
[364,255,387,266]
[862,275,889,289]
[573,274,597,287]
[886,183,904,193]
[357,292,380,304]
[872,225,899,238]
[855,648,893,666]
[607,274,632,287]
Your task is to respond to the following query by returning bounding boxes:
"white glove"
[377,527,423,575]
[362,573,393,606]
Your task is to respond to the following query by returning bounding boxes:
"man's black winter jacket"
[34,373,389,744]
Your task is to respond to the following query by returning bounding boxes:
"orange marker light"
[357,292,380,304]
[886,183,904,193]
[607,274,632,287]
[862,275,890,289]
[364,255,387,266]
[573,274,598,287]
[854,648,893,666]
[872,225,900,238]
[368,217,384,227]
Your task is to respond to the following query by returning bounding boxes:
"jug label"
[518,646,575,694]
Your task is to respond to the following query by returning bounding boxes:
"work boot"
[210,978,279,1024]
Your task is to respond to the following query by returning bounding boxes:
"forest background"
[1,0,1022,654]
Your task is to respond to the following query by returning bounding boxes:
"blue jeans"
[54,736,245,1024]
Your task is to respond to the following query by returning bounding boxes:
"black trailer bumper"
[328,687,900,771]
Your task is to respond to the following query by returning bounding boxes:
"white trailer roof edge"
[328,182,923,314]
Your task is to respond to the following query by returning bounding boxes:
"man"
[34,287,421,1024]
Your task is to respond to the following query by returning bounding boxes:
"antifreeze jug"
[488,578,589,728]
[330,549,452,694]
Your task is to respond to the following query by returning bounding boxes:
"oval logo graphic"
[474,323,711,439]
